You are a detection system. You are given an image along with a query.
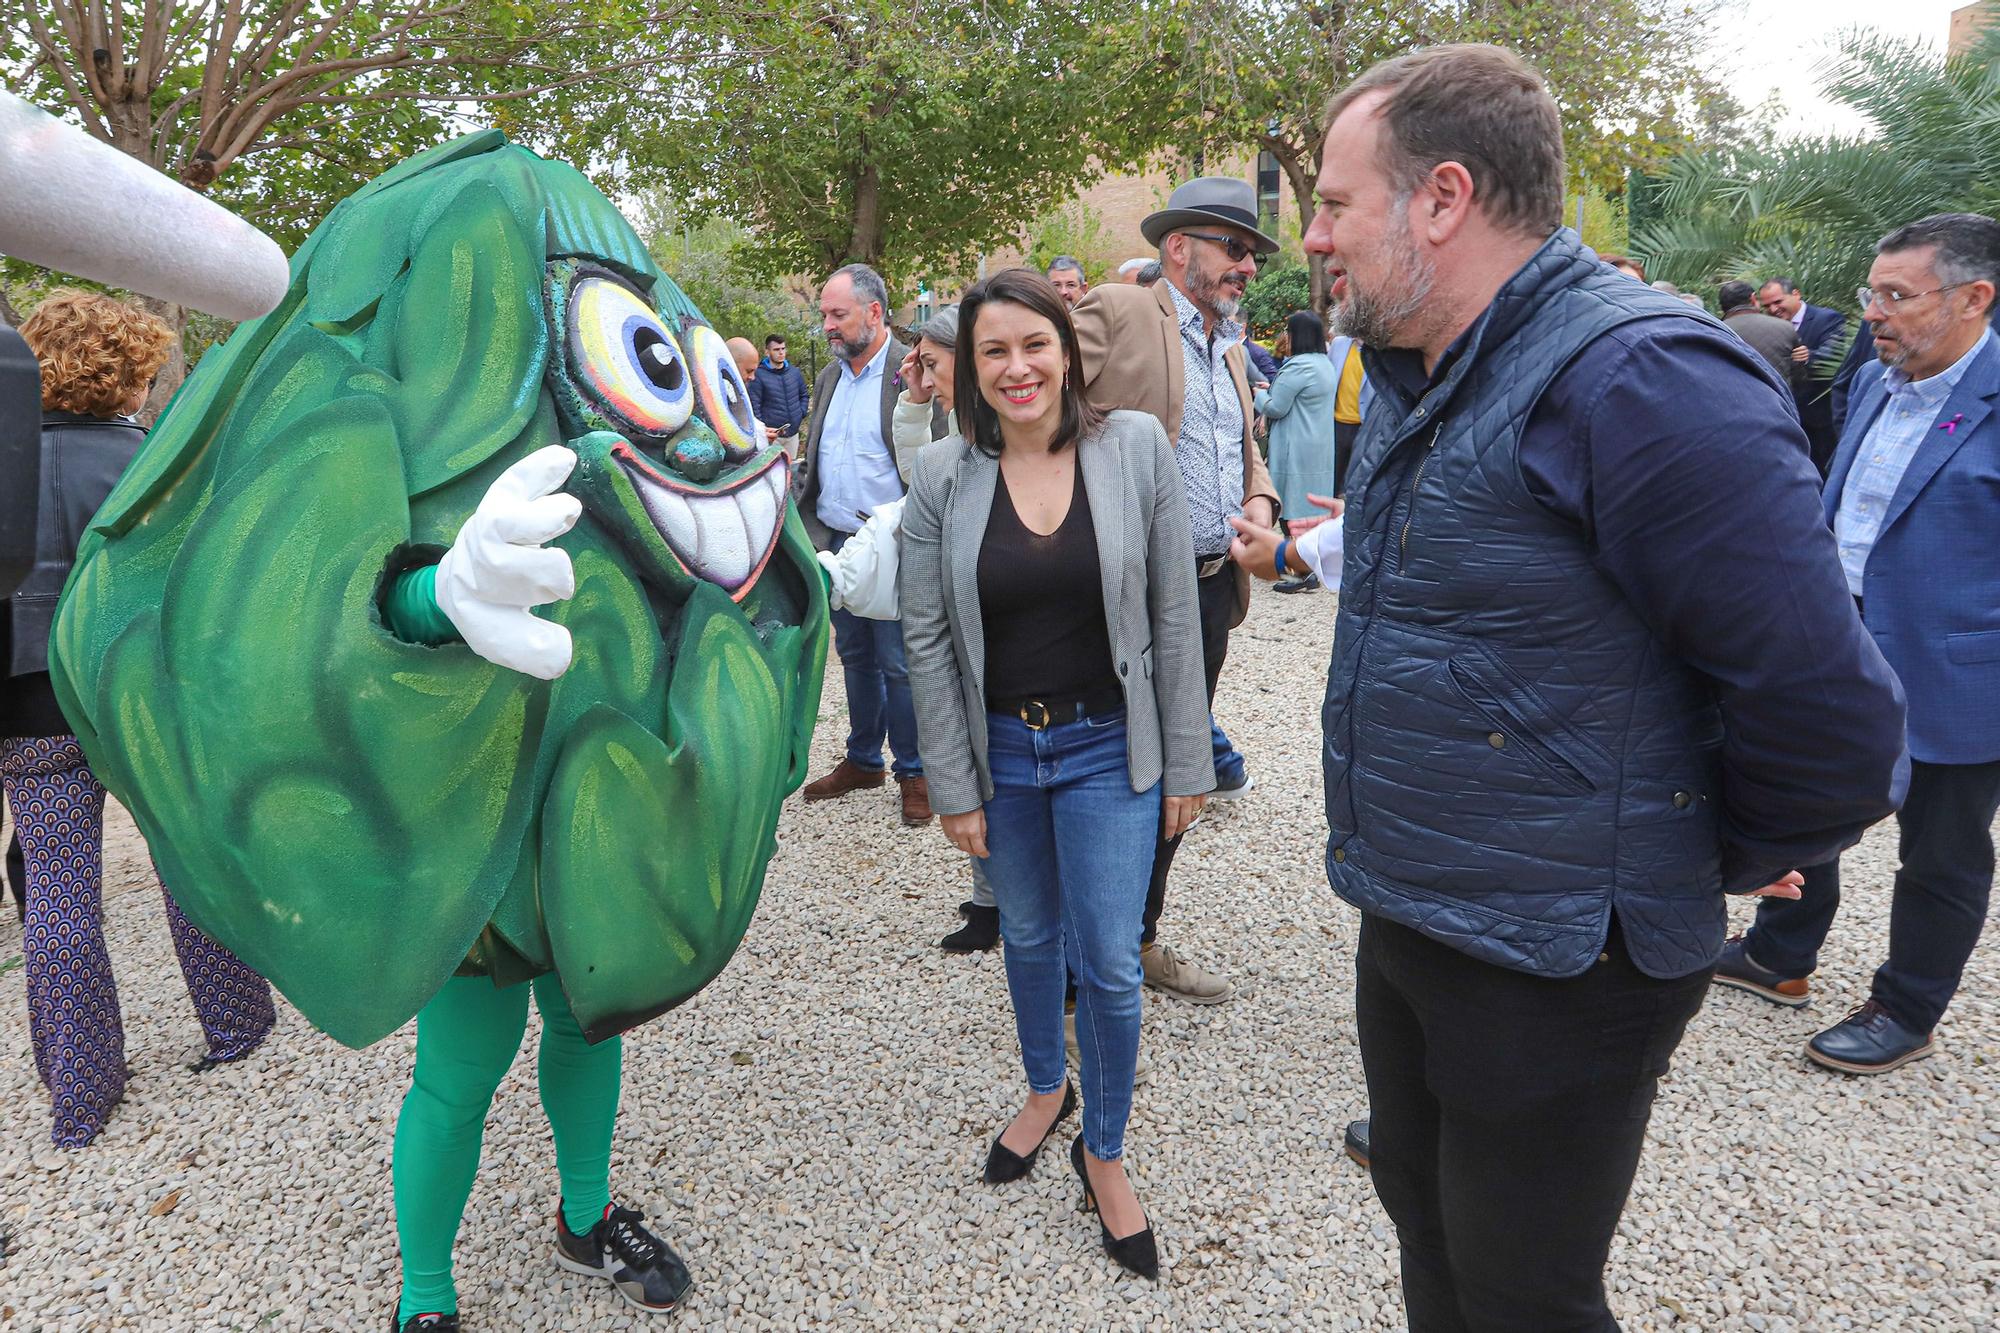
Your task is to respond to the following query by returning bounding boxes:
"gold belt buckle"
[1018,700,1052,730]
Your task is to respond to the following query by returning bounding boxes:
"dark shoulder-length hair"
[953,267,1105,457]
[1286,309,1326,357]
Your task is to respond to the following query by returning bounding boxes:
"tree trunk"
[848,160,884,269]
[131,296,188,425]
[1263,133,1330,314]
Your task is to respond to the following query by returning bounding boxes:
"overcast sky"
[1711,0,1968,135]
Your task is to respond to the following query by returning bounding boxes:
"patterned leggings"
[1,734,277,1148]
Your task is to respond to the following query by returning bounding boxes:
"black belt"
[1196,553,1231,578]
[990,685,1125,730]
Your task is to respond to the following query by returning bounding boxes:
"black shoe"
[553,1202,692,1313]
[1712,934,1811,1008]
[1343,1118,1370,1170]
[1805,999,1935,1074]
[941,904,999,953]
[958,900,978,919]
[983,1081,1076,1183]
[390,1310,459,1332]
[1070,1136,1159,1280]
[1274,572,1321,594]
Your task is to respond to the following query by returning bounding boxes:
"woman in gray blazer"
[900,269,1213,1280]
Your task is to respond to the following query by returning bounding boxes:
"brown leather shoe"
[898,775,933,825]
[803,758,886,801]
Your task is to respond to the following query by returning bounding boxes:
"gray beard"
[829,328,877,361]
[1331,221,1435,349]
[1186,262,1244,324]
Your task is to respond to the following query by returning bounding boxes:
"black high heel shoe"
[983,1081,1077,1183]
[1070,1136,1159,1280]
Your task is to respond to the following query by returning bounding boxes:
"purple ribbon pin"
[1941,413,1965,435]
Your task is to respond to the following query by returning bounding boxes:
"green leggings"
[393,973,622,1320]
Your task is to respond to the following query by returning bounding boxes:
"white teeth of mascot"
[632,461,789,589]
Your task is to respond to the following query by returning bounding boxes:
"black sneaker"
[553,1202,692,1313]
[389,1310,459,1332]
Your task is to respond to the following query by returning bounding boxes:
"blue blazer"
[1826,333,2000,764]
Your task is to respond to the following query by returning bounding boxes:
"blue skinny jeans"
[979,707,1160,1160]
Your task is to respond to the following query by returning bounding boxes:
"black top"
[977,463,1118,707]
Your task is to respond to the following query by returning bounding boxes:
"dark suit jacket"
[796,334,907,551]
[1797,303,1845,359]
[1825,331,2000,763]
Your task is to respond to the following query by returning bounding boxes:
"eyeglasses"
[1857,282,1966,311]
[1182,232,1261,264]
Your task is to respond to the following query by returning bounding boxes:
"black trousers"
[1356,914,1711,1333]
[1748,757,2000,1033]
[1139,565,1234,945]
[1334,419,1361,496]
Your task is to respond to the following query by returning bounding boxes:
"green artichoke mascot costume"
[49,132,828,1330]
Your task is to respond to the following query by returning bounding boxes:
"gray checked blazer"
[898,408,1216,818]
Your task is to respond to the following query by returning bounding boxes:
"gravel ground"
[0,580,1995,1332]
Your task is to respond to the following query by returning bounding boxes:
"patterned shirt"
[1163,279,1248,556]
[1834,328,1992,595]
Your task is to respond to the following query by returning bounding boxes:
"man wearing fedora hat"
[1068,176,1282,1005]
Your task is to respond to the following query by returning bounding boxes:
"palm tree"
[1632,23,2000,313]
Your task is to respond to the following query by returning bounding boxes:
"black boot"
[940,904,999,953]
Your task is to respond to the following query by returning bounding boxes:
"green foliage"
[634,196,820,351]
[1183,0,1735,307]
[615,0,1191,290]
[1023,204,1116,285]
[1633,25,2000,312]
[1241,262,1312,340]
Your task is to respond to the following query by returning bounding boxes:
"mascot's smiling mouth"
[610,441,789,599]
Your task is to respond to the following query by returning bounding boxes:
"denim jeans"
[981,707,1159,1160]
[1210,718,1245,789]
[827,533,922,779]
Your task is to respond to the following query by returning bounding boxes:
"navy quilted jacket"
[1324,231,1894,980]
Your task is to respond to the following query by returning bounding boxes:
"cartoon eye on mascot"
[51,130,828,1327]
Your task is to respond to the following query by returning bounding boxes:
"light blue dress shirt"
[815,338,903,536]
[1834,327,1993,595]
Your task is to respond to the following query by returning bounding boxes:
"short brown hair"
[20,288,176,416]
[1325,44,1564,237]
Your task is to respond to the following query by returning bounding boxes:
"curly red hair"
[20,288,177,417]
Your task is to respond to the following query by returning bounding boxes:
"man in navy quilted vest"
[1301,45,1908,1332]
[1716,213,2000,1076]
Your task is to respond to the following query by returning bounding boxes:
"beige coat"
[1069,280,1278,627]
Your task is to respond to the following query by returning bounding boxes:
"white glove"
[435,445,582,680]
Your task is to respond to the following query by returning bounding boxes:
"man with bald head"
[726,336,760,384]
[1067,177,1282,1007]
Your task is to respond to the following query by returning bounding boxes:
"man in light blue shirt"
[796,264,926,823]
[1832,325,1991,595]
[1719,213,2000,1076]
